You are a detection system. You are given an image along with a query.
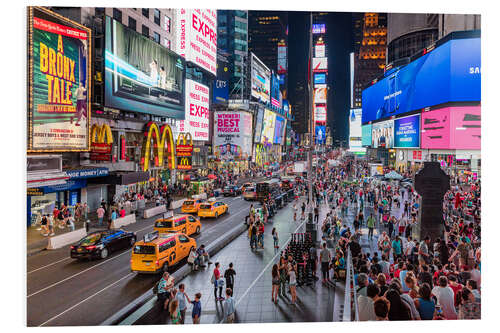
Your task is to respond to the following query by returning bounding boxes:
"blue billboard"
[361,124,372,147]
[315,125,326,144]
[271,72,281,107]
[274,116,285,144]
[314,73,326,85]
[394,115,420,148]
[362,37,480,124]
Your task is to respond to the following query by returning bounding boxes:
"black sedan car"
[70,229,136,260]
[223,185,242,196]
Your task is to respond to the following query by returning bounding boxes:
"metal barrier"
[341,249,359,322]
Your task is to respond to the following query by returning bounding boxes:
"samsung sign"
[362,37,480,124]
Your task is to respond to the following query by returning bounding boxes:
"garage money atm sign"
[28,7,91,152]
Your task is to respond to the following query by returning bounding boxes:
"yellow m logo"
[141,122,175,171]
[91,124,113,144]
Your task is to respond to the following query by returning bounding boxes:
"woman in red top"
[213,262,224,301]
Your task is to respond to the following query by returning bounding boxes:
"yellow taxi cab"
[154,214,201,236]
[181,199,204,213]
[197,200,229,218]
[130,231,196,274]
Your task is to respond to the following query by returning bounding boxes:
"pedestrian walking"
[320,242,331,282]
[278,256,288,298]
[367,213,375,240]
[271,264,280,304]
[96,206,105,226]
[223,288,236,323]
[212,262,224,301]
[176,284,188,324]
[48,214,55,236]
[185,292,202,324]
[224,263,236,292]
[272,227,279,249]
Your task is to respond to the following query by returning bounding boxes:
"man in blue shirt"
[223,288,236,323]
[176,283,188,324]
[392,236,403,262]
[195,244,212,267]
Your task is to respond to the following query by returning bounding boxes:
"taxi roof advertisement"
[28,7,91,152]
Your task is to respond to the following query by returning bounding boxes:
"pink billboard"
[421,106,481,149]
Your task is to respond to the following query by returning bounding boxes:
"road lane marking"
[27,249,132,298]
[218,217,306,323]
[39,272,135,326]
[27,257,72,274]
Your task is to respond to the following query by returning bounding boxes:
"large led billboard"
[28,7,91,151]
[362,124,372,146]
[312,57,328,72]
[372,120,394,148]
[104,16,185,118]
[179,79,210,141]
[261,109,276,145]
[421,106,481,150]
[315,44,325,58]
[271,72,280,107]
[175,9,217,75]
[312,24,326,34]
[274,116,285,144]
[314,87,327,104]
[349,109,362,149]
[213,59,229,104]
[315,125,326,144]
[253,107,264,143]
[314,105,327,122]
[394,114,420,148]
[362,36,481,123]
[214,111,253,158]
[314,73,326,85]
[251,53,271,103]
[277,45,287,74]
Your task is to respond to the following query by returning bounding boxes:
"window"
[113,8,122,23]
[142,25,149,38]
[153,31,160,44]
[159,240,175,253]
[95,7,105,17]
[164,16,171,33]
[154,9,161,25]
[142,8,149,18]
[174,218,186,227]
[188,216,196,223]
[128,17,136,31]
[164,38,171,49]
[178,235,190,243]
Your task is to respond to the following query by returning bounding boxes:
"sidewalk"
[132,197,344,324]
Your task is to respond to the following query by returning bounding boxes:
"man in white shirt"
[358,284,379,321]
[432,276,458,320]
[404,236,415,257]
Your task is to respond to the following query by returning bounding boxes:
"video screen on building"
[104,16,185,119]
[253,107,264,143]
[362,36,480,124]
[251,53,271,103]
[362,124,372,147]
[372,120,394,148]
[314,73,326,85]
[274,116,285,144]
[394,114,420,148]
[261,109,276,145]
[421,106,481,150]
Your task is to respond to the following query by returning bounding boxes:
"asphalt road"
[27,193,259,327]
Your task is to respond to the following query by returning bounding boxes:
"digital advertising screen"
[394,114,420,148]
[274,116,285,144]
[315,44,325,58]
[213,60,229,104]
[421,105,481,150]
[214,111,253,158]
[261,109,276,145]
[175,9,217,75]
[277,45,287,74]
[28,7,91,151]
[251,53,271,103]
[312,57,328,72]
[349,109,362,149]
[271,72,281,107]
[372,120,394,148]
[362,124,372,146]
[312,24,326,34]
[362,36,481,124]
[314,105,327,122]
[104,16,185,118]
[314,73,326,85]
[180,79,210,141]
[314,87,327,104]
[315,125,326,144]
[253,107,264,143]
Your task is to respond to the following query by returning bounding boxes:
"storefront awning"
[87,171,150,185]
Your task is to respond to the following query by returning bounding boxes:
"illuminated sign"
[175,9,217,75]
[251,53,271,103]
[176,133,194,156]
[179,79,210,141]
[214,111,253,158]
[140,122,176,171]
[314,87,327,104]
[315,44,325,58]
[261,109,276,145]
[90,124,113,161]
[28,7,91,152]
[314,105,327,122]
[312,24,326,34]
[177,156,193,170]
[312,57,328,72]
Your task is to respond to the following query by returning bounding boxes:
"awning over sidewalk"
[87,171,150,185]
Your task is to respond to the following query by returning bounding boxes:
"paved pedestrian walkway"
[132,197,344,324]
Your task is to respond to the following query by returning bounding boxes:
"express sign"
[178,79,210,141]
[176,9,217,75]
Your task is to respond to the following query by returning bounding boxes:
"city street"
[27,194,255,326]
